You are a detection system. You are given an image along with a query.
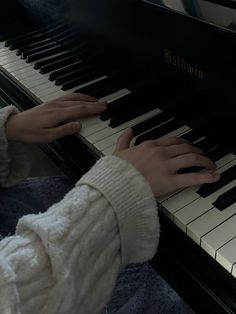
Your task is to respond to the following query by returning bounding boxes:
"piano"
[1,0,236,312]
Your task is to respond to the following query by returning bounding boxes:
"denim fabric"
[0,176,73,237]
[102,263,194,314]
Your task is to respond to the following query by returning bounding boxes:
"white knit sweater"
[0,106,160,314]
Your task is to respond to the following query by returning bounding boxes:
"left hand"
[5,93,107,143]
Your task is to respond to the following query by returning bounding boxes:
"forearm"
[0,156,159,313]
[0,105,32,187]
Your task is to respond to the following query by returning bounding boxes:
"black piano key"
[197,165,236,198]
[109,91,161,128]
[21,42,59,59]
[178,166,203,174]
[110,103,159,128]
[62,72,99,91]
[205,147,228,162]
[40,54,81,74]
[132,112,174,137]
[43,24,69,36]
[9,33,46,50]
[74,65,136,96]
[194,137,218,153]
[55,65,93,85]
[16,38,53,55]
[49,60,85,81]
[74,77,108,94]
[0,32,15,42]
[50,28,72,41]
[89,81,124,99]
[100,89,155,123]
[4,22,58,46]
[100,93,133,121]
[213,186,236,211]
[26,45,65,63]
[5,31,40,47]
[179,130,205,143]
[34,51,73,69]
[135,119,183,145]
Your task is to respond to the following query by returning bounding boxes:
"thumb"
[114,128,133,153]
[51,121,82,140]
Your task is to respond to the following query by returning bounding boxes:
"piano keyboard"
[1,23,236,279]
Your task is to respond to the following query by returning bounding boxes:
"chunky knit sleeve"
[0,105,32,187]
[0,156,159,314]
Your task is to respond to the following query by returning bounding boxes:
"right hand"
[114,128,220,198]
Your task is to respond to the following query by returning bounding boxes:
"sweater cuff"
[78,155,160,266]
[0,105,32,186]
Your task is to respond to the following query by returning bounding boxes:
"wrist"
[5,113,20,141]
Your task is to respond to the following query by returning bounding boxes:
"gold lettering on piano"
[163,49,204,80]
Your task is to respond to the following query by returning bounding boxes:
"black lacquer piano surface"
[1,0,236,312]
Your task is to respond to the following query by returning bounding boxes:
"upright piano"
[1,0,236,312]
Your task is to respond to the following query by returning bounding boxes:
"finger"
[155,136,185,146]
[173,171,220,190]
[56,101,107,121]
[165,143,203,158]
[113,128,133,153]
[45,122,82,142]
[51,93,98,103]
[169,153,216,171]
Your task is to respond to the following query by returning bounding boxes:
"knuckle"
[141,140,153,148]
[188,153,198,162]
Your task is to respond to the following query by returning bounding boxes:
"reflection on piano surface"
[1,0,236,312]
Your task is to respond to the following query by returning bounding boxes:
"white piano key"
[35,85,62,98]
[10,64,36,76]
[93,108,163,148]
[159,125,191,140]
[39,90,67,102]
[4,59,33,72]
[201,214,236,258]
[19,71,48,85]
[22,75,50,89]
[0,49,15,57]
[88,108,162,144]
[157,189,185,204]
[0,54,20,66]
[31,81,58,93]
[216,237,236,273]
[162,154,236,217]
[102,145,115,155]
[99,88,131,103]
[232,258,236,277]
[39,76,112,103]
[174,197,214,233]
[0,48,12,56]
[187,177,236,244]
[70,75,108,92]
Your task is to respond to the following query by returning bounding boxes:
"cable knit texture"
[0,106,160,313]
[0,105,32,187]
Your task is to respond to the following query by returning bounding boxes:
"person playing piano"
[0,93,219,313]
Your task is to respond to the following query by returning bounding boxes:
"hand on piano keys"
[5,93,107,143]
[114,128,220,198]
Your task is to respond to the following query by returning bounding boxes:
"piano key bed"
[1,20,236,313]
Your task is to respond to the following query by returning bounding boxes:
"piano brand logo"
[163,49,204,80]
